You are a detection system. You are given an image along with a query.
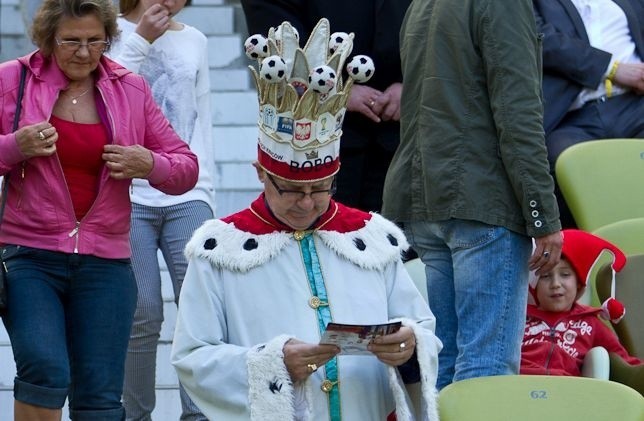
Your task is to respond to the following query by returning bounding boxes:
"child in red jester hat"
[520,229,642,376]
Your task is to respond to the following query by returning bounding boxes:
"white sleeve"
[195,37,216,207]
[108,19,151,73]
[171,257,297,420]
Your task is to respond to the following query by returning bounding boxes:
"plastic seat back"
[593,218,644,257]
[403,257,428,303]
[555,139,644,232]
[438,375,644,421]
[596,254,644,359]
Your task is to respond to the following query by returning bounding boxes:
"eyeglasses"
[267,174,337,201]
[55,38,109,53]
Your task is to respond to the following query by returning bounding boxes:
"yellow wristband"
[607,61,620,80]
[605,61,619,97]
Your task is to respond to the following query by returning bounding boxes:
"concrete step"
[177,5,233,35]
[212,91,258,125]
[212,126,258,160]
[207,34,244,68]
[0,2,26,36]
[210,68,251,91]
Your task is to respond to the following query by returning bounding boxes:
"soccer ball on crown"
[329,32,350,54]
[346,55,375,83]
[259,55,287,83]
[244,34,269,60]
[308,65,337,94]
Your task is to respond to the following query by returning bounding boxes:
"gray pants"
[123,201,213,421]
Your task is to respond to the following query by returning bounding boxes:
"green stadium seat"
[403,257,427,303]
[555,139,644,232]
[438,375,644,421]
[596,254,644,360]
[593,218,644,257]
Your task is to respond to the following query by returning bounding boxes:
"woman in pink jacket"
[0,0,198,419]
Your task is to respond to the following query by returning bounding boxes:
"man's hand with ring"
[368,326,416,366]
[347,84,383,122]
[529,231,563,274]
[283,339,339,382]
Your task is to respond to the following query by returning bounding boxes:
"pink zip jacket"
[0,51,199,259]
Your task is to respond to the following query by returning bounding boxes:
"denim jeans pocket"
[1,244,45,262]
[1,244,21,261]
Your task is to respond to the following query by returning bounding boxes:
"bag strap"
[1,64,27,225]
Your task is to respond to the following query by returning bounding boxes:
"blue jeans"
[1,245,137,420]
[406,219,531,390]
[123,201,212,421]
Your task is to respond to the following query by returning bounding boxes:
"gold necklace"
[65,88,91,105]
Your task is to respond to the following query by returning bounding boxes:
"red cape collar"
[222,194,373,235]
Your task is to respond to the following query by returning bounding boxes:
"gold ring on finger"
[307,363,318,373]
[38,131,45,141]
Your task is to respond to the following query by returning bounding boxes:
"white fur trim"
[185,214,410,273]
[388,366,414,420]
[247,335,296,421]
[317,213,410,271]
[388,318,440,421]
[185,219,292,272]
[406,318,440,421]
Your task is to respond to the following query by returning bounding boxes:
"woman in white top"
[109,0,215,419]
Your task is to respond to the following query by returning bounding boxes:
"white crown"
[245,18,374,181]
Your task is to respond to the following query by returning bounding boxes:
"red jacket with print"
[520,303,641,376]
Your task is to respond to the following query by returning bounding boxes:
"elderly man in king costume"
[171,18,442,421]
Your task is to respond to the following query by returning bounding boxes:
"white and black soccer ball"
[308,65,337,94]
[259,55,287,83]
[346,55,375,83]
[329,32,350,54]
[244,34,269,60]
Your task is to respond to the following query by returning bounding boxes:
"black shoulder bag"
[0,64,27,316]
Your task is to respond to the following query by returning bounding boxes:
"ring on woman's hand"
[307,363,318,373]
[38,131,45,141]
[369,100,375,107]
[542,251,550,259]
[399,342,406,352]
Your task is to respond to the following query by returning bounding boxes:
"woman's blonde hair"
[31,0,120,56]
[118,0,139,17]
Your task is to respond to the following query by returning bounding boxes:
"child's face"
[535,258,580,312]
[141,0,187,17]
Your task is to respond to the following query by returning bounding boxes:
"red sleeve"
[592,319,642,366]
